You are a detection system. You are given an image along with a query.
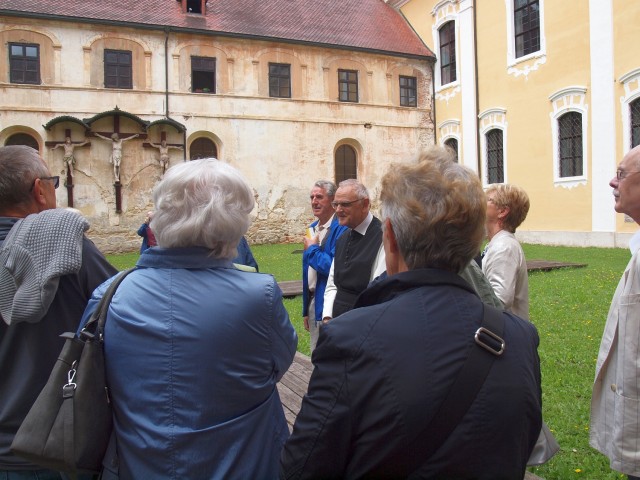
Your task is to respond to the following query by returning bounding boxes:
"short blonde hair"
[485,183,530,233]
[380,146,485,273]
[151,159,255,258]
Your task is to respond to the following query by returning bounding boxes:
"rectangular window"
[338,69,358,103]
[399,76,417,107]
[104,49,132,89]
[186,0,203,13]
[514,0,540,58]
[439,21,456,85]
[9,43,40,84]
[191,56,216,93]
[269,63,291,98]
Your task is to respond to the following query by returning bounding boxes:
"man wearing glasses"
[591,145,640,480]
[0,145,116,478]
[322,179,385,322]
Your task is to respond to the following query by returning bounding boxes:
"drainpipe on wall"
[164,27,187,161]
[473,0,481,176]
[431,61,437,146]
[164,27,170,118]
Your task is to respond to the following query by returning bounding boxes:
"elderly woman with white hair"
[282,148,541,478]
[80,159,297,479]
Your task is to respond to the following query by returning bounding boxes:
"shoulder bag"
[11,268,135,474]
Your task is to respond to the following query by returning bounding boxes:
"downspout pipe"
[473,1,481,176]
[164,27,187,161]
[431,61,437,146]
[164,27,170,118]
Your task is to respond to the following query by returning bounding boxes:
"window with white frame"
[439,21,456,86]
[620,69,640,150]
[549,87,588,186]
[505,0,546,74]
[479,109,507,185]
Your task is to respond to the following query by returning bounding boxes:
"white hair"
[151,158,255,258]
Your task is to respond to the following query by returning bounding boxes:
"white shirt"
[322,212,386,319]
[482,229,529,320]
[307,215,334,292]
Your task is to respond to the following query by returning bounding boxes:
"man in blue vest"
[302,180,347,352]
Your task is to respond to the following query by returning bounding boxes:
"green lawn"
[106,242,632,479]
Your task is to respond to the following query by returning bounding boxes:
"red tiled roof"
[1,0,434,59]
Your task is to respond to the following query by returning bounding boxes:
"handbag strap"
[367,304,506,478]
[80,268,136,341]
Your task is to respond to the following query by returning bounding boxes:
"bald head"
[0,145,54,217]
[610,145,640,224]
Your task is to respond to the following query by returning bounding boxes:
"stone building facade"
[0,0,435,252]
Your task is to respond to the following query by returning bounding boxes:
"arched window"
[558,111,583,177]
[335,145,357,183]
[486,129,504,184]
[5,133,39,150]
[631,97,640,148]
[444,138,459,162]
[189,137,217,160]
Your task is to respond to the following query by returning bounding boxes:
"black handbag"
[11,268,134,474]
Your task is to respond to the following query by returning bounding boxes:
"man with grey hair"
[0,145,116,476]
[322,179,385,321]
[591,145,640,480]
[282,150,541,478]
[302,180,347,352]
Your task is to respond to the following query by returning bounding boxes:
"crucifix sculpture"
[144,131,183,174]
[45,128,90,208]
[89,114,146,213]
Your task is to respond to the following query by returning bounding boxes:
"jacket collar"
[355,268,477,309]
[137,246,235,269]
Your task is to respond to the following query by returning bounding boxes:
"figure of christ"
[94,132,140,182]
[50,136,89,178]
[149,140,183,174]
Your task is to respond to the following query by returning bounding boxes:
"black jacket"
[281,268,542,479]
[0,216,117,468]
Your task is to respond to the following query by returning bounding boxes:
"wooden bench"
[278,260,586,297]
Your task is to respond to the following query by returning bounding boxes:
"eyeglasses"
[616,169,640,181]
[30,176,60,191]
[331,199,362,209]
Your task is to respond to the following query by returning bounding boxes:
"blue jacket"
[80,247,297,479]
[301,216,347,320]
[282,268,541,479]
[136,223,156,253]
[233,236,259,271]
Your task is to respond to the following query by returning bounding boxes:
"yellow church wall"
[473,1,593,233]
[612,0,640,232]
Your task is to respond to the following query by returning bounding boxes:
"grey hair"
[338,178,369,199]
[151,158,255,258]
[0,146,49,214]
[380,147,485,273]
[313,180,337,197]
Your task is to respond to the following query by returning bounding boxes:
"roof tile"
[1,0,434,58]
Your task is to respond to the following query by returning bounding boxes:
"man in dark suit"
[322,179,385,321]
